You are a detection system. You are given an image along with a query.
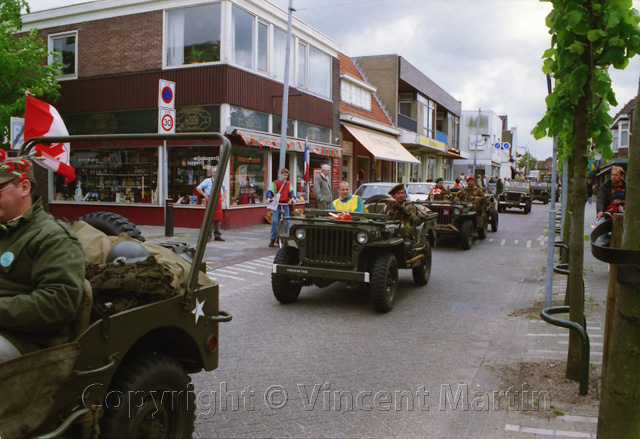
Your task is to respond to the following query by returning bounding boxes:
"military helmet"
[106,241,150,264]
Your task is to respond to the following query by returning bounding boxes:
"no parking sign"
[158,79,175,109]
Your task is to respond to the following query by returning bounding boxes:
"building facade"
[22,0,341,228]
[353,55,462,183]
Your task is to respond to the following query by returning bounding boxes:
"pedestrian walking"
[586,178,593,204]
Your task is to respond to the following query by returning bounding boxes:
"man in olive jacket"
[313,164,332,210]
[0,161,85,362]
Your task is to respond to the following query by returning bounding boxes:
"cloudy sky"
[27,0,640,160]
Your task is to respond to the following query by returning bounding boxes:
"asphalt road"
[188,201,600,439]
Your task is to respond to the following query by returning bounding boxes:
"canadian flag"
[24,95,76,184]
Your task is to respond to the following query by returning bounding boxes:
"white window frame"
[620,121,630,148]
[297,40,308,87]
[256,20,269,73]
[48,31,78,80]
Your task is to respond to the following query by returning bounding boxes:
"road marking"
[514,239,519,245]
[558,340,603,347]
[501,239,506,246]
[560,415,598,423]
[527,333,602,338]
[526,240,532,248]
[210,272,245,280]
[214,269,240,275]
[505,424,594,438]
[241,261,270,268]
[233,265,264,275]
[488,238,494,242]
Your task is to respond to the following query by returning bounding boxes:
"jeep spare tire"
[77,211,146,242]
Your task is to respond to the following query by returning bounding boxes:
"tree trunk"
[566,93,589,381]
[598,79,640,437]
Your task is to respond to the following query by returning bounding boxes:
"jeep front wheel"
[272,247,302,303]
[412,242,431,287]
[477,219,487,239]
[459,219,472,250]
[100,355,194,439]
[371,253,398,313]
[489,208,499,232]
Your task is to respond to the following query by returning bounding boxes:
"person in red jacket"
[603,190,625,219]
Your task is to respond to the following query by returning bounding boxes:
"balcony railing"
[397,114,417,132]
[435,130,448,144]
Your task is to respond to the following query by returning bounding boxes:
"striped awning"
[225,127,342,157]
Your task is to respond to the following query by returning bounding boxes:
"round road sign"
[161,86,173,105]
[161,113,174,132]
[502,142,511,150]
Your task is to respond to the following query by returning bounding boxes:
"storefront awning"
[344,124,420,164]
[225,127,342,158]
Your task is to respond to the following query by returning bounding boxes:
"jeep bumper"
[273,264,370,283]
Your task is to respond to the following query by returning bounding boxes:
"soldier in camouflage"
[458,175,488,210]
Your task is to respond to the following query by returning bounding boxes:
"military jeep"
[0,133,232,439]
[531,181,551,204]
[271,209,437,313]
[416,198,491,250]
[498,180,532,214]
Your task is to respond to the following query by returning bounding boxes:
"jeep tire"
[477,220,487,239]
[524,202,531,214]
[460,219,472,250]
[489,208,499,232]
[77,211,146,242]
[412,242,431,287]
[100,354,194,439]
[272,247,302,303]
[371,253,398,313]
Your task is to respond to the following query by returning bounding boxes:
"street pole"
[278,0,294,172]
[473,107,480,179]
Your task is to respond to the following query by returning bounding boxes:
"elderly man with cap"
[0,159,85,362]
[428,178,451,201]
[458,175,488,210]
[313,164,332,210]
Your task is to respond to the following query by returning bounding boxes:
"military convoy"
[271,207,437,313]
[498,180,533,214]
[0,133,232,439]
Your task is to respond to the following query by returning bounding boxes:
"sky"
[27,0,640,161]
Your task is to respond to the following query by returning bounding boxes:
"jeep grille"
[304,228,355,266]
[428,205,452,225]
[506,192,521,202]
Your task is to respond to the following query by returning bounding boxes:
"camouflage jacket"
[459,186,487,208]
[0,198,85,354]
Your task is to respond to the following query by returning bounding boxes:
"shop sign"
[185,155,219,166]
[418,136,446,151]
[332,157,340,188]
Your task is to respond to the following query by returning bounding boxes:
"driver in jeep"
[458,175,488,211]
[0,160,85,362]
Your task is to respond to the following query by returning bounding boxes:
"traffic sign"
[159,108,176,133]
[502,142,511,150]
[494,142,501,149]
[158,79,175,109]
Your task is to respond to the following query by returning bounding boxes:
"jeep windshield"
[505,181,530,189]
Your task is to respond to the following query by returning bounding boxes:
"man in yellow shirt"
[331,181,365,212]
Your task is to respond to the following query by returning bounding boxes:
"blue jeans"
[271,204,290,240]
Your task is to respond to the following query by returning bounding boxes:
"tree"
[0,0,61,146]
[517,151,537,173]
[598,85,640,437]
[532,0,640,397]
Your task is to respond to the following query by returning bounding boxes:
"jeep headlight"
[453,208,461,216]
[294,228,306,240]
[356,231,368,244]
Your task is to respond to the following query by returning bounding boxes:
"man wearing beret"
[0,160,85,362]
[428,178,451,201]
[384,183,420,237]
[458,175,488,210]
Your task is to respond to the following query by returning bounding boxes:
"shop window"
[54,148,158,203]
[232,5,254,69]
[230,106,269,132]
[296,152,330,202]
[230,147,268,205]
[166,4,221,66]
[298,121,330,143]
[49,31,77,78]
[169,146,220,204]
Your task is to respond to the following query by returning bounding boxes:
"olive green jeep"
[271,208,437,313]
[531,181,551,204]
[498,180,532,214]
[414,197,492,250]
[0,133,232,439]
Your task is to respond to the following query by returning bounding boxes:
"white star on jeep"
[191,299,205,324]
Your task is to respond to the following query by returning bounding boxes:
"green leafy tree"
[532,1,640,434]
[0,0,61,146]
[517,151,538,173]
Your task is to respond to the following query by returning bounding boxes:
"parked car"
[405,182,435,201]
[354,182,412,203]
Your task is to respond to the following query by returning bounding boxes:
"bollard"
[165,198,174,237]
